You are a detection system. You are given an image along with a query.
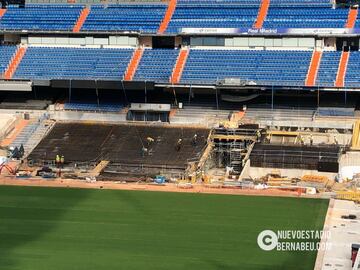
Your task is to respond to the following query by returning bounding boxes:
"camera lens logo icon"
[257,230,278,251]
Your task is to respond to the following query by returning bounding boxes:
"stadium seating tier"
[133,49,179,82]
[13,47,134,80]
[0,2,353,33]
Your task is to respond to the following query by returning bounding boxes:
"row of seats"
[0,3,351,33]
[2,46,360,87]
[64,102,123,112]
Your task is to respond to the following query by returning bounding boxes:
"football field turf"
[0,186,328,270]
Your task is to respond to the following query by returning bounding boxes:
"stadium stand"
[177,0,330,5]
[263,7,349,29]
[316,51,342,87]
[81,4,167,33]
[3,45,359,88]
[13,46,134,80]
[0,2,355,33]
[133,48,178,82]
[2,46,316,86]
[180,49,312,85]
[0,4,83,31]
[166,3,259,33]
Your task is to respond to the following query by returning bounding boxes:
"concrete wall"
[25,36,138,47]
[139,36,152,48]
[242,166,337,181]
[50,111,127,122]
[223,37,315,49]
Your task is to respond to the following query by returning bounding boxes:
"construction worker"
[146,137,154,147]
[266,134,271,144]
[309,134,313,146]
[19,144,24,158]
[60,155,65,168]
[256,130,261,142]
[175,139,182,151]
[192,134,198,146]
[299,135,304,145]
[55,154,60,168]
[141,147,148,157]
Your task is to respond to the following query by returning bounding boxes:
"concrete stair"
[23,120,55,157]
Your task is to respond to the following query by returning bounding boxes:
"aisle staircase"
[335,51,349,87]
[305,50,322,87]
[3,46,27,80]
[253,0,270,29]
[124,48,144,81]
[346,7,358,28]
[158,0,177,34]
[73,7,90,33]
[0,9,6,18]
[170,48,189,84]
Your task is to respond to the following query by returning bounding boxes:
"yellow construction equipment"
[352,120,360,150]
[90,160,109,177]
[301,175,329,183]
[336,191,360,203]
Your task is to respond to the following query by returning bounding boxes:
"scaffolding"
[211,127,258,175]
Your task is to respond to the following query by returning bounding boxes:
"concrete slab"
[315,199,360,270]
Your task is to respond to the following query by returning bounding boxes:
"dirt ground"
[0,176,318,198]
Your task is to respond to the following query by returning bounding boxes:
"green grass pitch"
[0,185,328,270]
